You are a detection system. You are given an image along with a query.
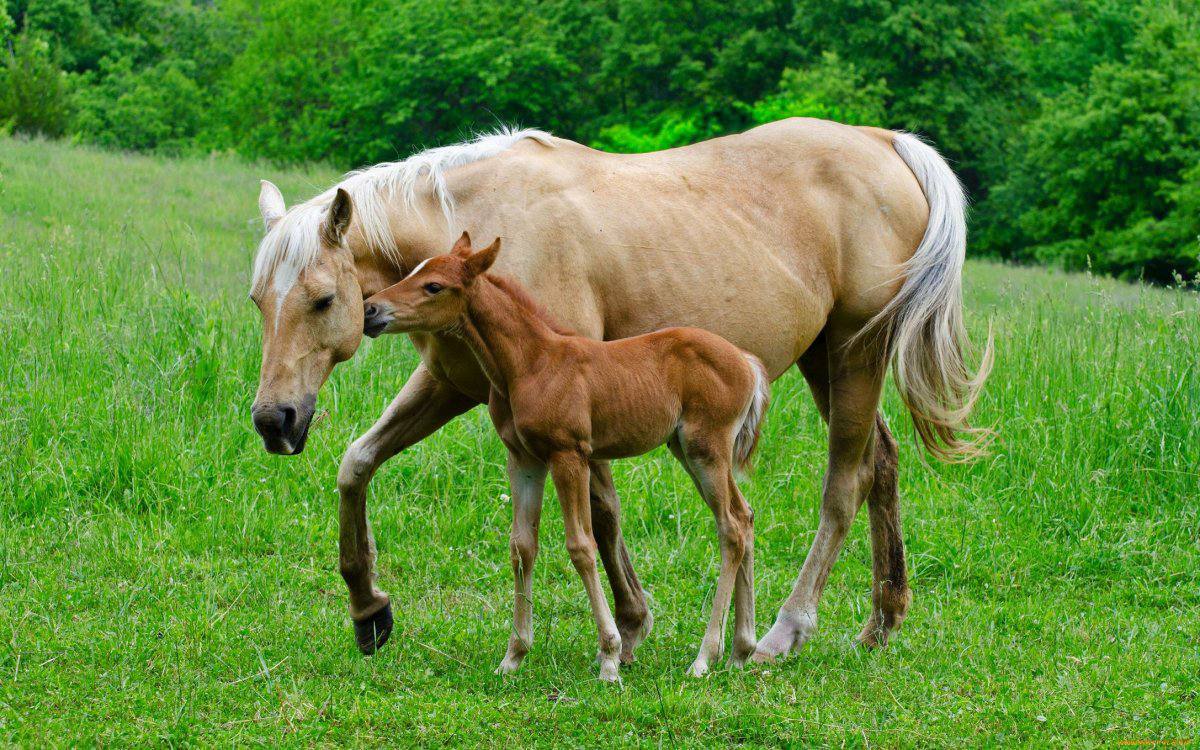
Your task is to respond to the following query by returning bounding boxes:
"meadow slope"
[0,137,1197,746]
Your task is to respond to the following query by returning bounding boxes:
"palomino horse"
[360,233,771,679]
[249,119,991,665]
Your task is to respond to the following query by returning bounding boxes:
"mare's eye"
[313,295,335,312]
[423,283,444,295]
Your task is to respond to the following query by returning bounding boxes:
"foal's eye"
[313,295,335,312]
[423,283,444,295]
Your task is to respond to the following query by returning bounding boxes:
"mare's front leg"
[496,449,547,674]
[549,451,623,682]
[337,364,477,654]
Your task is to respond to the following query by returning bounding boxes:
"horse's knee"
[564,537,598,571]
[872,416,899,495]
[509,533,538,571]
[721,527,748,561]
[337,440,379,495]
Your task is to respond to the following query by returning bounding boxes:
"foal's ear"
[258,180,286,231]
[323,188,353,245]
[451,231,473,257]
[465,237,501,280]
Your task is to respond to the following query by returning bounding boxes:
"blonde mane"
[250,126,552,297]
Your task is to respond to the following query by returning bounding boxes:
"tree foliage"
[1,0,1196,281]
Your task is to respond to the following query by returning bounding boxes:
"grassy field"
[1,136,1197,747]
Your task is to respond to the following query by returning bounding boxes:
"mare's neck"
[352,185,452,296]
[459,276,559,396]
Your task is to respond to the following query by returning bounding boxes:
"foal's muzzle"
[252,396,316,455]
[362,303,392,338]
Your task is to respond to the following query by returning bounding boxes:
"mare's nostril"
[364,303,379,320]
[278,405,297,434]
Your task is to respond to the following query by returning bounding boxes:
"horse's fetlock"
[599,630,622,657]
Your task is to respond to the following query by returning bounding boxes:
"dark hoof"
[353,602,394,655]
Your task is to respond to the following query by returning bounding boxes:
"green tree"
[985,3,1200,281]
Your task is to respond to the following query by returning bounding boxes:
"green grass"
[1,136,1197,747]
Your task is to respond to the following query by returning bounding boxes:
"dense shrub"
[0,33,71,137]
[73,57,205,152]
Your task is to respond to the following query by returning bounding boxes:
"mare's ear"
[465,237,501,280]
[323,188,353,245]
[451,231,473,257]
[258,180,286,231]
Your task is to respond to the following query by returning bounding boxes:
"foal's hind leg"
[753,330,885,661]
[794,333,912,649]
[728,475,757,666]
[671,431,752,677]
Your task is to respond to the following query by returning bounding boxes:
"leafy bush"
[747,52,889,127]
[591,112,722,153]
[0,33,72,137]
[72,57,206,153]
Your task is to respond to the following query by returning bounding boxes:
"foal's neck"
[459,276,561,396]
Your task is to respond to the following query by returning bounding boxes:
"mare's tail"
[733,353,770,475]
[856,132,994,462]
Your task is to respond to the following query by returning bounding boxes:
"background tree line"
[1,0,1197,282]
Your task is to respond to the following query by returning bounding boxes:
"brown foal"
[362,232,770,681]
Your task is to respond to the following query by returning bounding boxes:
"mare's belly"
[594,246,831,379]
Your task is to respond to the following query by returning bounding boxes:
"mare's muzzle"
[362,303,392,338]
[252,395,316,455]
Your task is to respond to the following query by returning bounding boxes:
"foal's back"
[511,324,760,462]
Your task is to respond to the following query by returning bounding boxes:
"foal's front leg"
[549,451,623,682]
[496,451,547,674]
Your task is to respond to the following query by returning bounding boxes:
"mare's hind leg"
[857,417,911,647]
[794,332,912,649]
[589,462,653,664]
[496,450,547,674]
[752,328,886,661]
[670,431,753,677]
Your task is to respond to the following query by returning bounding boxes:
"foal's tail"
[858,132,994,462]
[733,353,771,474]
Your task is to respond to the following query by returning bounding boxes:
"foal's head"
[362,232,499,337]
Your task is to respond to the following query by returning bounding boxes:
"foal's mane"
[483,273,576,336]
[251,126,553,297]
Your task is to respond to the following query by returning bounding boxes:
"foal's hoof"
[353,602,394,655]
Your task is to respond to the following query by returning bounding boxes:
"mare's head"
[362,232,499,337]
[249,182,365,454]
